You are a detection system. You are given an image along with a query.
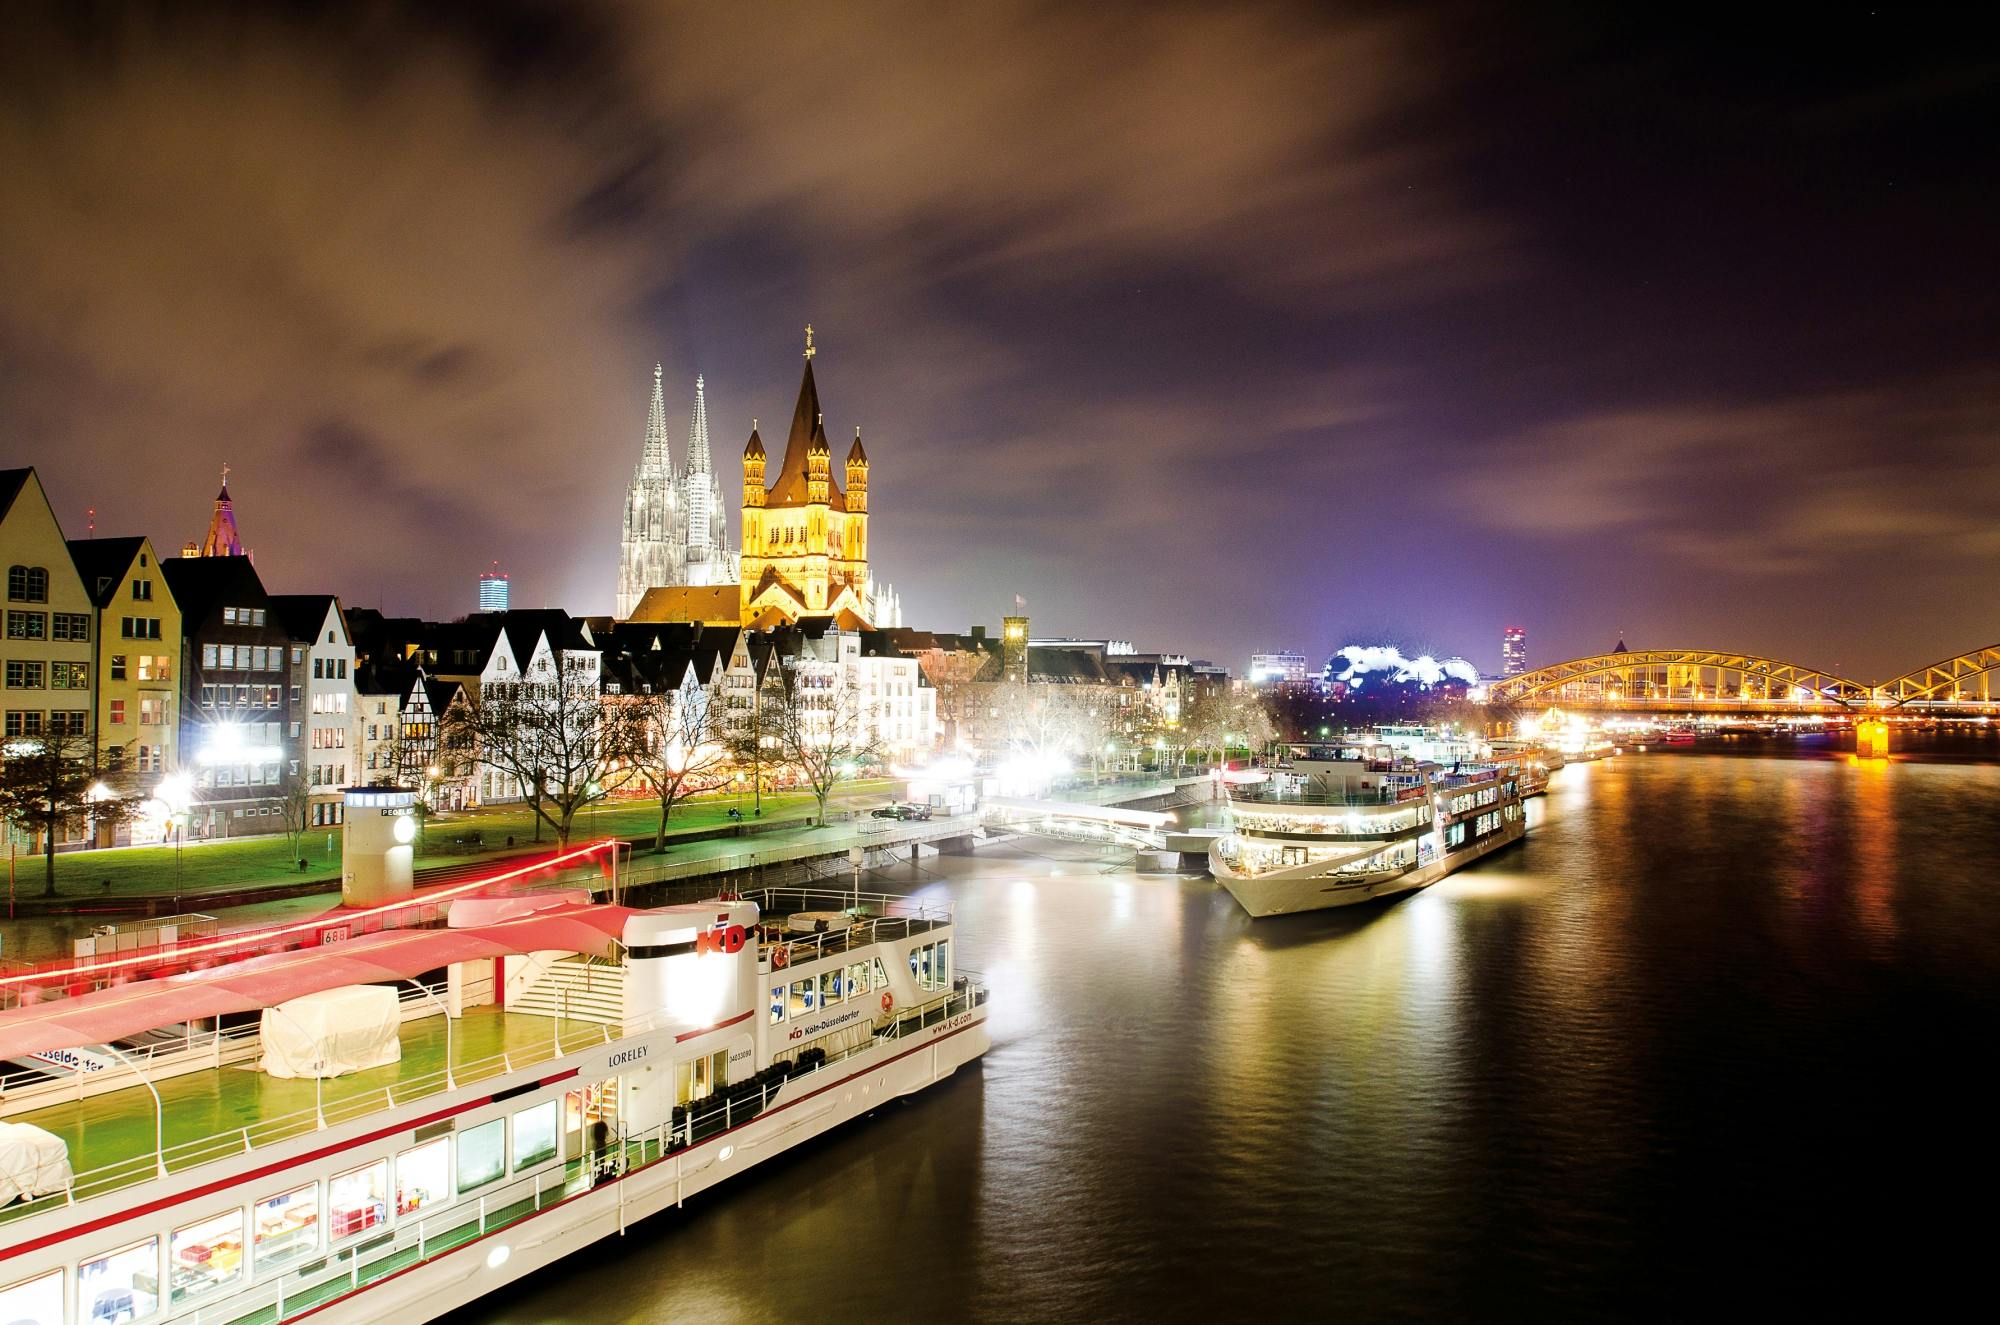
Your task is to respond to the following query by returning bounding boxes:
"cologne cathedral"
[621,330,900,630]
[615,368,738,618]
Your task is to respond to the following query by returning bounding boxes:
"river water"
[442,745,1999,1318]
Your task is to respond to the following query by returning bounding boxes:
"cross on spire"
[803,324,815,359]
[220,461,230,489]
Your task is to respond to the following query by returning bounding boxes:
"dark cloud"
[0,2,1994,677]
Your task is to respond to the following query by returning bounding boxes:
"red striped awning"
[0,906,637,1064]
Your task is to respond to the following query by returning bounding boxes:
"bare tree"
[0,729,141,896]
[741,666,884,823]
[912,646,991,751]
[444,651,621,847]
[280,777,313,864]
[616,672,732,852]
[989,682,1114,768]
[1180,689,1276,765]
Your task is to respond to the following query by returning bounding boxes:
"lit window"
[80,1236,159,1322]
[0,1270,63,1324]
[513,1100,558,1170]
[457,1119,504,1192]
[252,1183,319,1272]
[328,1160,388,1240]
[769,984,787,1024]
[396,1138,451,1217]
[170,1207,245,1303]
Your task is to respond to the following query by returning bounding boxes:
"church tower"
[738,327,875,628]
[183,464,248,559]
[678,374,739,587]
[617,365,682,617]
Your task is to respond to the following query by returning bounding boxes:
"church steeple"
[686,373,712,475]
[642,363,671,472]
[187,463,248,558]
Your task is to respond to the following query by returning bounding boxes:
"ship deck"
[2,1005,613,1222]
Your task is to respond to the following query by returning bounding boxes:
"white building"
[420,613,602,807]
[1248,651,1309,687]
[274,596,359,826]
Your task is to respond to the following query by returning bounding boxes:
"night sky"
[2,3,1994,681]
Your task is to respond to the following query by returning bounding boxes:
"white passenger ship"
[1210,740,1526,916]
[0,886,988,1324]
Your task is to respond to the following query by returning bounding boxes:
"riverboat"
[1209,741,1526,916]
[0,886,988,1324]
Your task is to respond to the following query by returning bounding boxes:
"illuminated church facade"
[625,329,900,630]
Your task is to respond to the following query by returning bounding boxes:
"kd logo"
[695,924,748,955]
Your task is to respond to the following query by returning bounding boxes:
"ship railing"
[1227,789,1410,807]
[0,978,457,1113]
[1,969,986,1227]
[743,886,952,923]
[755,915,949,967]
[9,987,992,1323]
[0,985,669,1225]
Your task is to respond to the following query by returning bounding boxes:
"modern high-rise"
[1248,651,1309,687]
[478,566,509,612]
[1502,625,1527,677]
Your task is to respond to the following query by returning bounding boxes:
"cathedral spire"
[686,373,712,475]
[642,363,671,472]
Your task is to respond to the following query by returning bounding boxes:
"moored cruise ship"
[0,884,988,1324]
[1210,740,1526,916]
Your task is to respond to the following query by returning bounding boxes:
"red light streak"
[0,839,617,991]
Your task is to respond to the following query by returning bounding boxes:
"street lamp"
[154,772,194,914]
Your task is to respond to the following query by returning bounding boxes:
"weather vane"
[804,324,815,359]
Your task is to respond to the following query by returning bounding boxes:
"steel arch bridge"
[1486,646,2000,713]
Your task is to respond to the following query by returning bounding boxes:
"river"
[441,742,2000,1321]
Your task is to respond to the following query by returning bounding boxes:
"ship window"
[0,1270,62,1325]
[847,960,871,996]
[789,976,816,1018]
[170,1208,245,1303]
[769,984,787,1024]
[458,1119,505,1192]
[253,1183,319,1272]
[873,957,891,991]
[513,1101,559,1171]
[80,1236,159,1322]
[328,1161,389,1241]
[819,968,844,1005]
[934,939,950,990]
[397,1138,451,1217]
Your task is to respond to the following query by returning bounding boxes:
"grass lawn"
[14,778,898,903]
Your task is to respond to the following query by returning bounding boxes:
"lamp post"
[154,772,194,916]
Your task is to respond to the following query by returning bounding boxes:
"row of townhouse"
[5,465,942,857]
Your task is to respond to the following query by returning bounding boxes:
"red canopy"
[0,906,637,1064]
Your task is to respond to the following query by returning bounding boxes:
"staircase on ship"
[509,953,626,1025]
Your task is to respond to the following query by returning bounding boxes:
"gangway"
[979,797,1175,850]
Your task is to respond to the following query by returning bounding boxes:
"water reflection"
[185,753,2000,1318]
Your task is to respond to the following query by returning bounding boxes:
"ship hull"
[1214,818,1525,917]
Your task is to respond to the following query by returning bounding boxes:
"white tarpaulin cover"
[0,1120,73,1204]
[259,985,402,1079]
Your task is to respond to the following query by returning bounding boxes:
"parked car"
[870,804,907,820]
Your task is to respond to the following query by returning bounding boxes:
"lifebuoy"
[772,945,790,970]
[879,991,894,1013]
